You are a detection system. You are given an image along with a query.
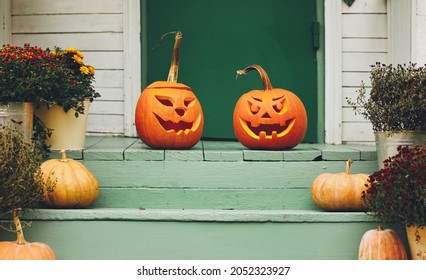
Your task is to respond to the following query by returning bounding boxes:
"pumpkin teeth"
[154,113,193,133]
[241,118,296,139]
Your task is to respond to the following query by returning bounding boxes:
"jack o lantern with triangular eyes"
[233,64,307,150]
[135,32,204,149]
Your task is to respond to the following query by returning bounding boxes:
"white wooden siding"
[11,0,125,135]
[341,0,388,144]
[415,0,426,64]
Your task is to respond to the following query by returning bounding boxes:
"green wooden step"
[45,136,379,210]
[0,208,408,260]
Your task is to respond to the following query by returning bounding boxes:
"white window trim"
[324,0,342,144]
[123,0,141,137]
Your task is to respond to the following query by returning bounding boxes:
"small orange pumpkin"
[358,226,408,260]
[233,64,307,150]
[40,150,99,208]
[311,159,369,211]
[135,31,204,149]
[0,211,56,260]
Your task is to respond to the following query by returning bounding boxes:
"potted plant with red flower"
[362,145,426,259]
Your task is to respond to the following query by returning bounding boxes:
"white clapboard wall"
[11,0,125,135]
[416,0,426,65]
[9,0,425,142]
[341,0,387,144]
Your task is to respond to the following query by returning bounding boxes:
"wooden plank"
[12,0,123,15]
[243,150,284,161]
[93,188,319,210]
[342,52,387,72]
[342,72,370,87]
[164,142,204,161]
[202,141,244,162]
[87,114,124,134]
[308,144,361,161]
[84,136,137,160]
[95,88,124,102]
[342,38,387,52]
[124,139,165,161]
[92,70,124,88]
[12,14,123,33]
[89,100,123,115]
[82,160,379,189]
[345,144,377,161]
[283,145,322,161]
[83,52,124,70]
[1,213,398,260]
[342,0,387,14]
[342,14,387,38]
[12,33,123,51]
[342,122,375,143]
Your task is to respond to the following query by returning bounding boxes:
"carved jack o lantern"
[135,32,204,149]
[233,65,307,150]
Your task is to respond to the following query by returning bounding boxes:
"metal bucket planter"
[0,102,33,143]
[375,131,426,169]
[34,100,90,150]
[406,225,426,260]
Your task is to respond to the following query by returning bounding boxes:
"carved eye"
[247,101,260,114]
[156,96,174,107]
[184,97,195,107]
[272,96,285,113]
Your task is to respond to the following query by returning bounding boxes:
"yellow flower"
[76,50,84,59]
[87,65,95,75]
[73,54,83,64]
[65,47,77,53]
[80,65,90,75]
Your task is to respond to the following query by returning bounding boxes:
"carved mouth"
[154,113,201,135]
[239,118,296,140]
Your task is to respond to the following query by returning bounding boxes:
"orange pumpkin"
[358,226,408,260]
[233,64,307,150]
[40,150,99,208]
[135,31,204,149]
[311,159,369,211]
[0,211,56,260]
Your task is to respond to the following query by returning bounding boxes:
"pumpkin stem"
[167,31,183,83]
[377,225,383,231]
[13,209,27,245]
[345,159,353,174]
[59,149,68,162]
[236,64,273,91]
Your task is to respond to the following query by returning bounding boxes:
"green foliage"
[347,62,426,132]
[0,126,52,215]
[363,145,426,227]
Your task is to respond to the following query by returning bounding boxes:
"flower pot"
[406,225,426,260]
[375,131,426,169]
[0,102,33,143]
[34,100,90,150]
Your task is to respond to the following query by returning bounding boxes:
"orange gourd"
[233,64,307,150]
[0,211,56,260]
[358,226,408,260]
[40,150,99,208]
[311,159,369,211]
[135,31,204,149]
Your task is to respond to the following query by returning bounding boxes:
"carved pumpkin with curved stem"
[135,32,204,149]
[233,64,307,150]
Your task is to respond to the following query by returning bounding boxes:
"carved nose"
[175,108,185,117]
[261,112,271,119]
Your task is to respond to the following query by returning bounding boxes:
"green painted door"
[143,0,318,142]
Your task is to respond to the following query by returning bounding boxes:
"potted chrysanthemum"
[362,145,426,259]
[347,62,426,168]
[33,46,100,151]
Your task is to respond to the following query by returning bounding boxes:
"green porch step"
[1,208,407,260]
[0,136,388,260]
[46,136,379,210]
